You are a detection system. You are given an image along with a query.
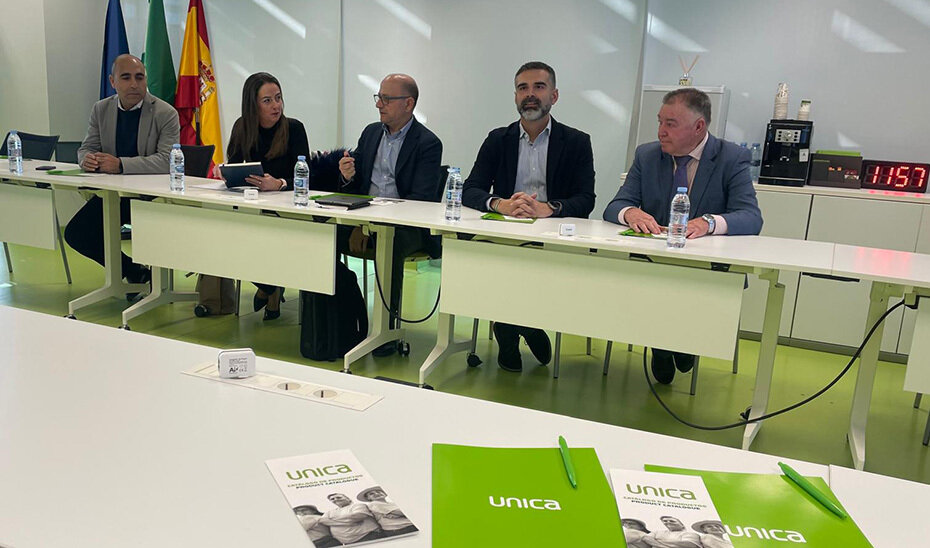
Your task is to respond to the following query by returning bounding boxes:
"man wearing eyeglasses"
[461,61,596,372]
[337,73,443,357]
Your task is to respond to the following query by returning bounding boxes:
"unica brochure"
[266,450,418,547]
[432,443,625,547]
[610,469,732,548]
[611,466,872,547]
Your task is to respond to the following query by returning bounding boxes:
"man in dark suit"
[338,73,443,357]
[603,87,762,384]
[462,61,596,372]
[66,54,180,288]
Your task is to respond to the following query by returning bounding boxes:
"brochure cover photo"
[432,443,626,547]
[266,450,418,547]
[610,469,732,548]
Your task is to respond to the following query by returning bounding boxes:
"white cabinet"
[739,191,810,336]
[791,196,922,352]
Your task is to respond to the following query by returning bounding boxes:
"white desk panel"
[131,200,337,294]
[0,183,58,249]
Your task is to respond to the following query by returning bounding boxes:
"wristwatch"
[701,214,716,234]
[548,201,562,216]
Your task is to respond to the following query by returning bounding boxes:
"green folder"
[481,212,536,223]
[619,228,666,239]
[646,465,872,547]
[432,443,625,547]
[47,168,88,176]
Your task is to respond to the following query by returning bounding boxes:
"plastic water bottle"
[444,167,462,221]
[667,186,689,249]
[750,143,762,182]
[7,130,22,175]
[293,155,309,206]
[169,144,184,191]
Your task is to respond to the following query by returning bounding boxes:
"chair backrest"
[1,131,60,160]
[436,164,450,202]
[181,144,215,177]
[55,141,82,164]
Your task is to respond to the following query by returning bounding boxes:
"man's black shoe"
[193,304,211,318]
[521,327,552,365]
[493,323,522,372]
[674,352,696,373]
[372,341,397,358]
[651,350,676,384]
[497,346,523,372]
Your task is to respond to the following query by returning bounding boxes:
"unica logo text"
[286,464,352,481]
[488,496,562,511]
[625,483,697,500]
[725,526,806,543]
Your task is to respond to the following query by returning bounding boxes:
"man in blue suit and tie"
[603,87,762,384]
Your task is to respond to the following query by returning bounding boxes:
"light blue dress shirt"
[515,118,550,202]
[369,117,414,198]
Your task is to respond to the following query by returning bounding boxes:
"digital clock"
[860,159,930,193]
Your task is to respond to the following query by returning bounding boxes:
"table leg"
[848,282,899,470]
[68,191,145,316]
[742,270,785,450]
[120,267,198,328]
[343,224,402,372]
[418,312,473,386]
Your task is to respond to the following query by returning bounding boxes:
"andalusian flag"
[175,0,223,168]
[142,0,176,104]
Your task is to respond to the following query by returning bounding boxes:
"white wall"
[0,0,50,137]
[43,0,105,142]
[642,0,930,163]
[343,0,646,216]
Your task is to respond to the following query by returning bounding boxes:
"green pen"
[558,435,577,488]
[777,462,847,519]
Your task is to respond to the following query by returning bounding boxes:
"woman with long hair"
[220,72,310,320]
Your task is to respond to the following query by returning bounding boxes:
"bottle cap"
[677,187,688,193]
[172,143,180,149]
[297,155,306,161]
[10,130,17,135]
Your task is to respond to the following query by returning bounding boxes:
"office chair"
[180,144,215,182]
[1,131,60,160]
[2,131,71,283]
[55,141,81,164]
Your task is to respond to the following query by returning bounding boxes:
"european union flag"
[100,0,130,99]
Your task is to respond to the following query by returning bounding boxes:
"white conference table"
[1,305,920,547]
[4,167,930,470]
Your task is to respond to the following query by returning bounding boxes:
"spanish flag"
[175,0,222,170]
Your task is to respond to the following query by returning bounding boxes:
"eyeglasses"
[373,94,411,105]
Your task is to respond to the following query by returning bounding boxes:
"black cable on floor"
[644,299,909,431]
[370,254,441,324]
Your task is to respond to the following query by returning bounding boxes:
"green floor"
[3,241,929,485]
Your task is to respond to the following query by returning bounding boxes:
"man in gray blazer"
[66,54,180,287]
[603,88,762,384]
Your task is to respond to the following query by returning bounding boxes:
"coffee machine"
[758,119,814,187]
